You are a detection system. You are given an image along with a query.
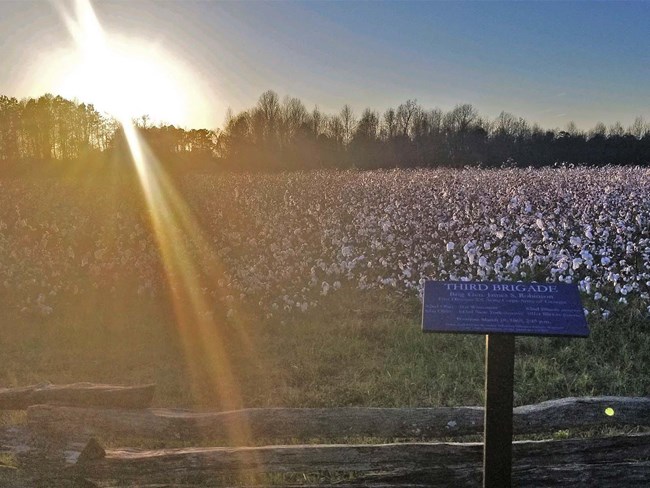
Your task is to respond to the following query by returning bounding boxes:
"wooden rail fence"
[0,383,649,487]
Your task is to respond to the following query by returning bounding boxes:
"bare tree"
[280,96,307,144]
[354,108,379,141]
[564,121,581,137]
[254,90,281,142]
[443,103,478,134]
[339,104,356,146]
[492,111,518,137]
[588,122,607,139]
[381,108,397,140]
[629,116,648,139]
[326,114,345,148]
[608,122,624,137]
[396,99,419,137]
[310,106,324,138]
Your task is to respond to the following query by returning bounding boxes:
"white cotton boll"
[496,231,505,239]
[536,218,544,230]
[569,236,582,247]
[38,304,53,316]
[601,256,611,266]
[321,282,330,296]
[478,256,488,268]
[446,242,455,251]
[594,292,602,300]
[602,310,611,319]
[572,258,583,270]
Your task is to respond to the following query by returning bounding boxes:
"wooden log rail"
[0,383,155,410]
[65,433,650,487]
[27,396,650,443]
[3,389,649,487]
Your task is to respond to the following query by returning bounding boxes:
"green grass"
[2,290,649,486]
[1,285,649,410]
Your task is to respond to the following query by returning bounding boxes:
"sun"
[33,0,211,128]
[59,38,188,127]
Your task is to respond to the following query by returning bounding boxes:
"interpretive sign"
[420,280,589,488]
[422,280,589,337]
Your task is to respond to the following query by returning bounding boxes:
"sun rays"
[58,0,259,456]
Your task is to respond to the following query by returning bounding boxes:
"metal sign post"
[422,280,589,487]
[483,334,515,488]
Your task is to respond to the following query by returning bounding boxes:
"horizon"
[0,0,648,131]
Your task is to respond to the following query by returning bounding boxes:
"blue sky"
[0,0,648,130]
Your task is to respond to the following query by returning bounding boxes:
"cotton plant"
[2,166,650,321]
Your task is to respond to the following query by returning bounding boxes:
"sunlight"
[58,41,187,126]
[43,0,210,127]
[58,0,259,458]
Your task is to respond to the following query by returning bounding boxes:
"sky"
[0,0,648,131]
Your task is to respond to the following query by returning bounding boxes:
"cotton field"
[2,166,650,320]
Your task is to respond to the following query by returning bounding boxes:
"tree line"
[219,91,650,170]
[0,94,218,176]
[1,91,649,175]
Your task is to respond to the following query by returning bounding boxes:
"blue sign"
[422,281,589,337]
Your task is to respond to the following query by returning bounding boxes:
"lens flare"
[45,0,213,127]
[59,0,261,464]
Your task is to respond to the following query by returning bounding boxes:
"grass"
[2,289,648,486]
[1,284,649,411]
